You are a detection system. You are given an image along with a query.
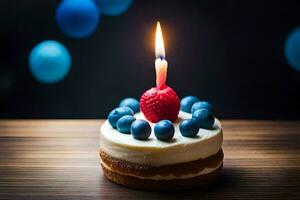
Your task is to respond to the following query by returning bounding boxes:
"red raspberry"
[140,86,180,123]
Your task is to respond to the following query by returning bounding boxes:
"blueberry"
[192,109,215,129]
[154,120,175,141]
[131,119,151,140]
[108,107,134,128]
[179,119,200,137]
[116,115,136,134]
[191,101,213,113]
[180,96,199,113]
[119,98,140,113]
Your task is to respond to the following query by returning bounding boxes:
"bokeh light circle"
[96,0,133,16]
[56,0,100,39]
[284,27,300,72]
[29,40,71,84]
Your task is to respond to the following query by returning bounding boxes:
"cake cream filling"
[100,111,223,167]
[101,160,223,180]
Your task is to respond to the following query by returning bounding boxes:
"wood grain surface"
[0,120,299,200]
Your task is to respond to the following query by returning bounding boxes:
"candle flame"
[155,21,165,59]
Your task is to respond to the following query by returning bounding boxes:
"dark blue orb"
[179,119,200,137]
[29,40,71,84]
[108,106,134,128]
[116,115,136,133]
[154,120,175,141]
[119,98,140,113]
[285,27,300,72]
[180,96,199,113]
[192,108,215,129]
[96,0,133,16]
[131,119,151,140]
[191,101,213,114]
[56,0,100,38]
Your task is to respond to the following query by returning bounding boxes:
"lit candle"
[140,21,180,123]
[155,22,168,89]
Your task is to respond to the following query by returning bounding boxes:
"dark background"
[1,0,300,119]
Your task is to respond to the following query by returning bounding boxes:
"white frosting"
[100,111,223,167]
[101,160,223,180]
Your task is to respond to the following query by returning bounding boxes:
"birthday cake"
[99,22,223,190]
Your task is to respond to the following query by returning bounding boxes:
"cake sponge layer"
[100,149,223,180]
[101,163,223,191]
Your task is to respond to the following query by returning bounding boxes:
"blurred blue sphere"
[56,0,100,38]
[29,40,71,84]
[285,27,300,72]
[96,0,133,16]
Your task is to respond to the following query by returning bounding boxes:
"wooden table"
[0,120,299,200]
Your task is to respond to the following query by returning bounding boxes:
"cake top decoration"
[106,22,217,142]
